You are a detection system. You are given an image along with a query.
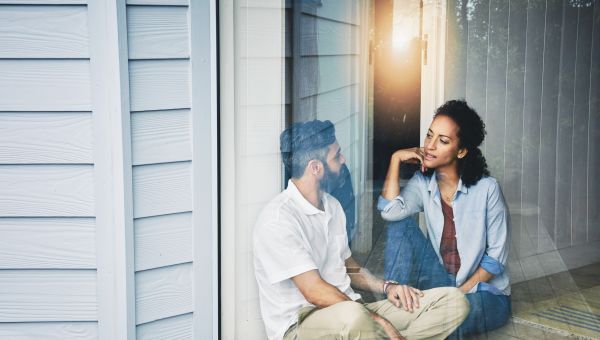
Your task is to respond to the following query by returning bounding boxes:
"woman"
[378,100,510,337]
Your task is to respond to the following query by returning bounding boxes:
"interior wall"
[444,0,600,282]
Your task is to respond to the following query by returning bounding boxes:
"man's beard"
[321,163,345,193]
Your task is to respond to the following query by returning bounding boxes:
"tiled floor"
[357,225,600,339]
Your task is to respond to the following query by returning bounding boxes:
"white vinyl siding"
[0,0,217,338]
[0,1,97,338]
[126,1,200,338]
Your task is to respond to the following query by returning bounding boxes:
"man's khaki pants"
[283,287,469,340]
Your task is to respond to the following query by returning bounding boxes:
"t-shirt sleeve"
[253,219,318,284]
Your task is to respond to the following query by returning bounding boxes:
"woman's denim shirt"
[377,171,511,295]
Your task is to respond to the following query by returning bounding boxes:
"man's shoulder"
[254,191,299,231]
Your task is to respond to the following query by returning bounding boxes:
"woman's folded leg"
[384,217,453,289]
[451,291,511,337]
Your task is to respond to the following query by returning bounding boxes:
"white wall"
[220,1,286,338]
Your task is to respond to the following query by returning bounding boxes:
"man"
[253,120,469,340]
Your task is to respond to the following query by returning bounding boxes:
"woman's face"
[422,115,467,170]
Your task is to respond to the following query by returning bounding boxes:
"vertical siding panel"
[484,0,509,184]
[571,5,594,245]
[589,1,600,242]
[521,0,545,255]
[189,0,218,338]
[504,0,528,258]
[88,1,136,338]
[538,0,562,252]
[555,1,578,249]
[465,0,489,125]
[445,0,468,99]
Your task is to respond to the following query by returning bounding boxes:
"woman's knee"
[386,217,426,241]
[387,217,419,230]
[437,287,470,321]
[461,292,511,335]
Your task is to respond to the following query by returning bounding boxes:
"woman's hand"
[392,147,426,172]
[382,147,426,200]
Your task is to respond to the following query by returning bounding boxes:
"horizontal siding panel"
[305,0,360,25]
[136,313,192,340]
[299,84,356,122]
[131,109,191,166]
[298,55,357,98]
[133,161,192,218]
[301,15,358,56]
[0,5,88,58]
[129,59,190,112]
[127,5,189,60]
[0,0,86,3]
[0,112,92,164]
[0,165,94,217]
[0,218,95,269]
[134,212,192,271]
[0,60,91,111]
[127,0,187,5]
[331,118,354,160]
[0,322,97,340]
[0,269,97,322]
[135,263,192,325]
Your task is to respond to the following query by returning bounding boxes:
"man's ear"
[458,148,468,159]
[308,159,321,175]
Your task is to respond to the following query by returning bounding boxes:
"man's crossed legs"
[284,287,469,340]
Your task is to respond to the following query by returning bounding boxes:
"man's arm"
[292,267,404,339]
[345,256,385,292]
[291,269,351,308]
[346,257,423,312]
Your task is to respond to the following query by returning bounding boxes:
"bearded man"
[253,120,469,340]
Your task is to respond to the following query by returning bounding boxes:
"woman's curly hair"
[425,99,489,187]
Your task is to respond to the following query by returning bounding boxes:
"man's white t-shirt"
[253,180,361,340]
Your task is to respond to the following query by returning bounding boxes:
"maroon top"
[440,199,461,274]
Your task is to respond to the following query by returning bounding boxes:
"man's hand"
[370,312,405,339]
[386,284,424,312]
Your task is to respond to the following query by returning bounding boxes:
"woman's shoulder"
[470,176,502,194]
[475,176,499,186]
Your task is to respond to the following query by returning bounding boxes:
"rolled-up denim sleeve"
[480,254,504,275]
[484,179,510,273]
[378,173,424,221]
